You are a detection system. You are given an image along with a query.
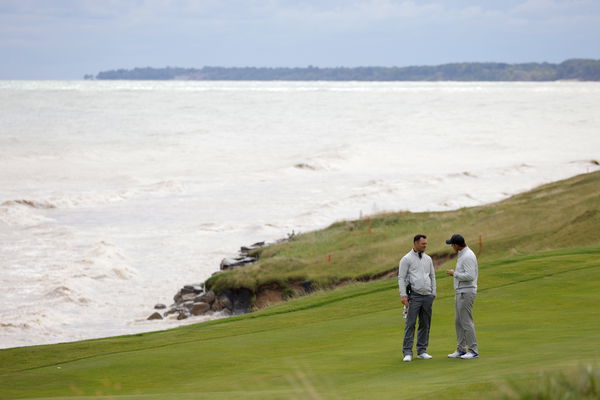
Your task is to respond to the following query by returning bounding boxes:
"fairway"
[1,247,599,399]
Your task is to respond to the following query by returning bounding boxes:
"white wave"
[0,203,54,226]
[1,199,57,209]
[0,180,186,213]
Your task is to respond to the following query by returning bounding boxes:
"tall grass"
[498,365,600,400]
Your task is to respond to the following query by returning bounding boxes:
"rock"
[181,293,196,302]
[220,256,257,271]
[147,312,163,320]
[218,289,252,314]
[183,300,195,310]
[173,285,204,303]
[195,290,215,304]
[183,284,205,293]
[211,299,223,311]
[212,294,233,312]
[177,312,188,320]
[163,308,177,317]
[190,302,211,315]
[241,242,265,253]
[154,303,167,310]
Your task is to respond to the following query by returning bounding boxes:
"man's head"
[445,234,466,252]
[413,234,428,252]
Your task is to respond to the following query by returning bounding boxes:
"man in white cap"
[445,234,479,359]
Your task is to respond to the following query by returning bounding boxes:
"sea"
[1,80,599,349]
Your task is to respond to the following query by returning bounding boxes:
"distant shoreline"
[89,59,600,81]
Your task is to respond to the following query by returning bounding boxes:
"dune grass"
[206,170,600,293]
[1,246,599,399]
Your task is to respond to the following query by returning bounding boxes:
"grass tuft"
[497,365,600,400]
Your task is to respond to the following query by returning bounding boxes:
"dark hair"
[413,234,427,243]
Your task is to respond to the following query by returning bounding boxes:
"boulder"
[241,241,265,253]
[177,312,188,320]
[154,303,167,310]
[195,290,215,304]
[181,293,196,302]
[212,294,233,312]
[220,256,257,271]
[163,308,177,317]
[190,302,211,315]
[184,284,205,293]
[173,285,204,303]
[147,312,163,320]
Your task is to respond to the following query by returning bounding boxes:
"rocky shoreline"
[147,238,290,321]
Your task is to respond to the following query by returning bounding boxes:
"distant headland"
[87,59,600,81]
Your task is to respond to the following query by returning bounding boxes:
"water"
[1,81,599,348]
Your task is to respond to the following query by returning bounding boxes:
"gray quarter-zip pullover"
[398,250,436,297]
[454,246,478,293]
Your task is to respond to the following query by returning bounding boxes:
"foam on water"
[1,81,599,348]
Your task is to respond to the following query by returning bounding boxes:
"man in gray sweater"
[445,234,479,359]
[398,234,437,362]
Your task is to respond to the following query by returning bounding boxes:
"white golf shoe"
[402,355,412,362]
[460,351,479,359]
[448,350,467,358]
[417,353,433,359]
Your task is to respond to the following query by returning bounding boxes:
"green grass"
[1,246,600,399]
[2,171,599,399]
[206,170,600,293]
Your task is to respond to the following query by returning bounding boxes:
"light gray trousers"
[455,292,478,353]
[403,293,435,356]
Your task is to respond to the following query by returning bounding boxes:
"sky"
[1,0,599,79]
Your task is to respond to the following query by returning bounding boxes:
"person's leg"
[416,295,434,355]
[455,293,467,352]
[460,292,478,353]
[403,295,423,356]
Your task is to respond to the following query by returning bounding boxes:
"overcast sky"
[1,0,599,79]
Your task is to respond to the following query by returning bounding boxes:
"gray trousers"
[455,292,478,353]
[403,293,434,356]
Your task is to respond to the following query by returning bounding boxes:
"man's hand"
[401,296,409,306]
[446,269,455,276]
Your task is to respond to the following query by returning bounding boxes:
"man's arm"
[398,257,410,306]
[398,257,409,296]
[429,259,436,297]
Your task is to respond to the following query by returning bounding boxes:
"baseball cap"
[445,234,466,246]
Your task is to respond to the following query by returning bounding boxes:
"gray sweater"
[454,246,478,293]
[398,250,436,297]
